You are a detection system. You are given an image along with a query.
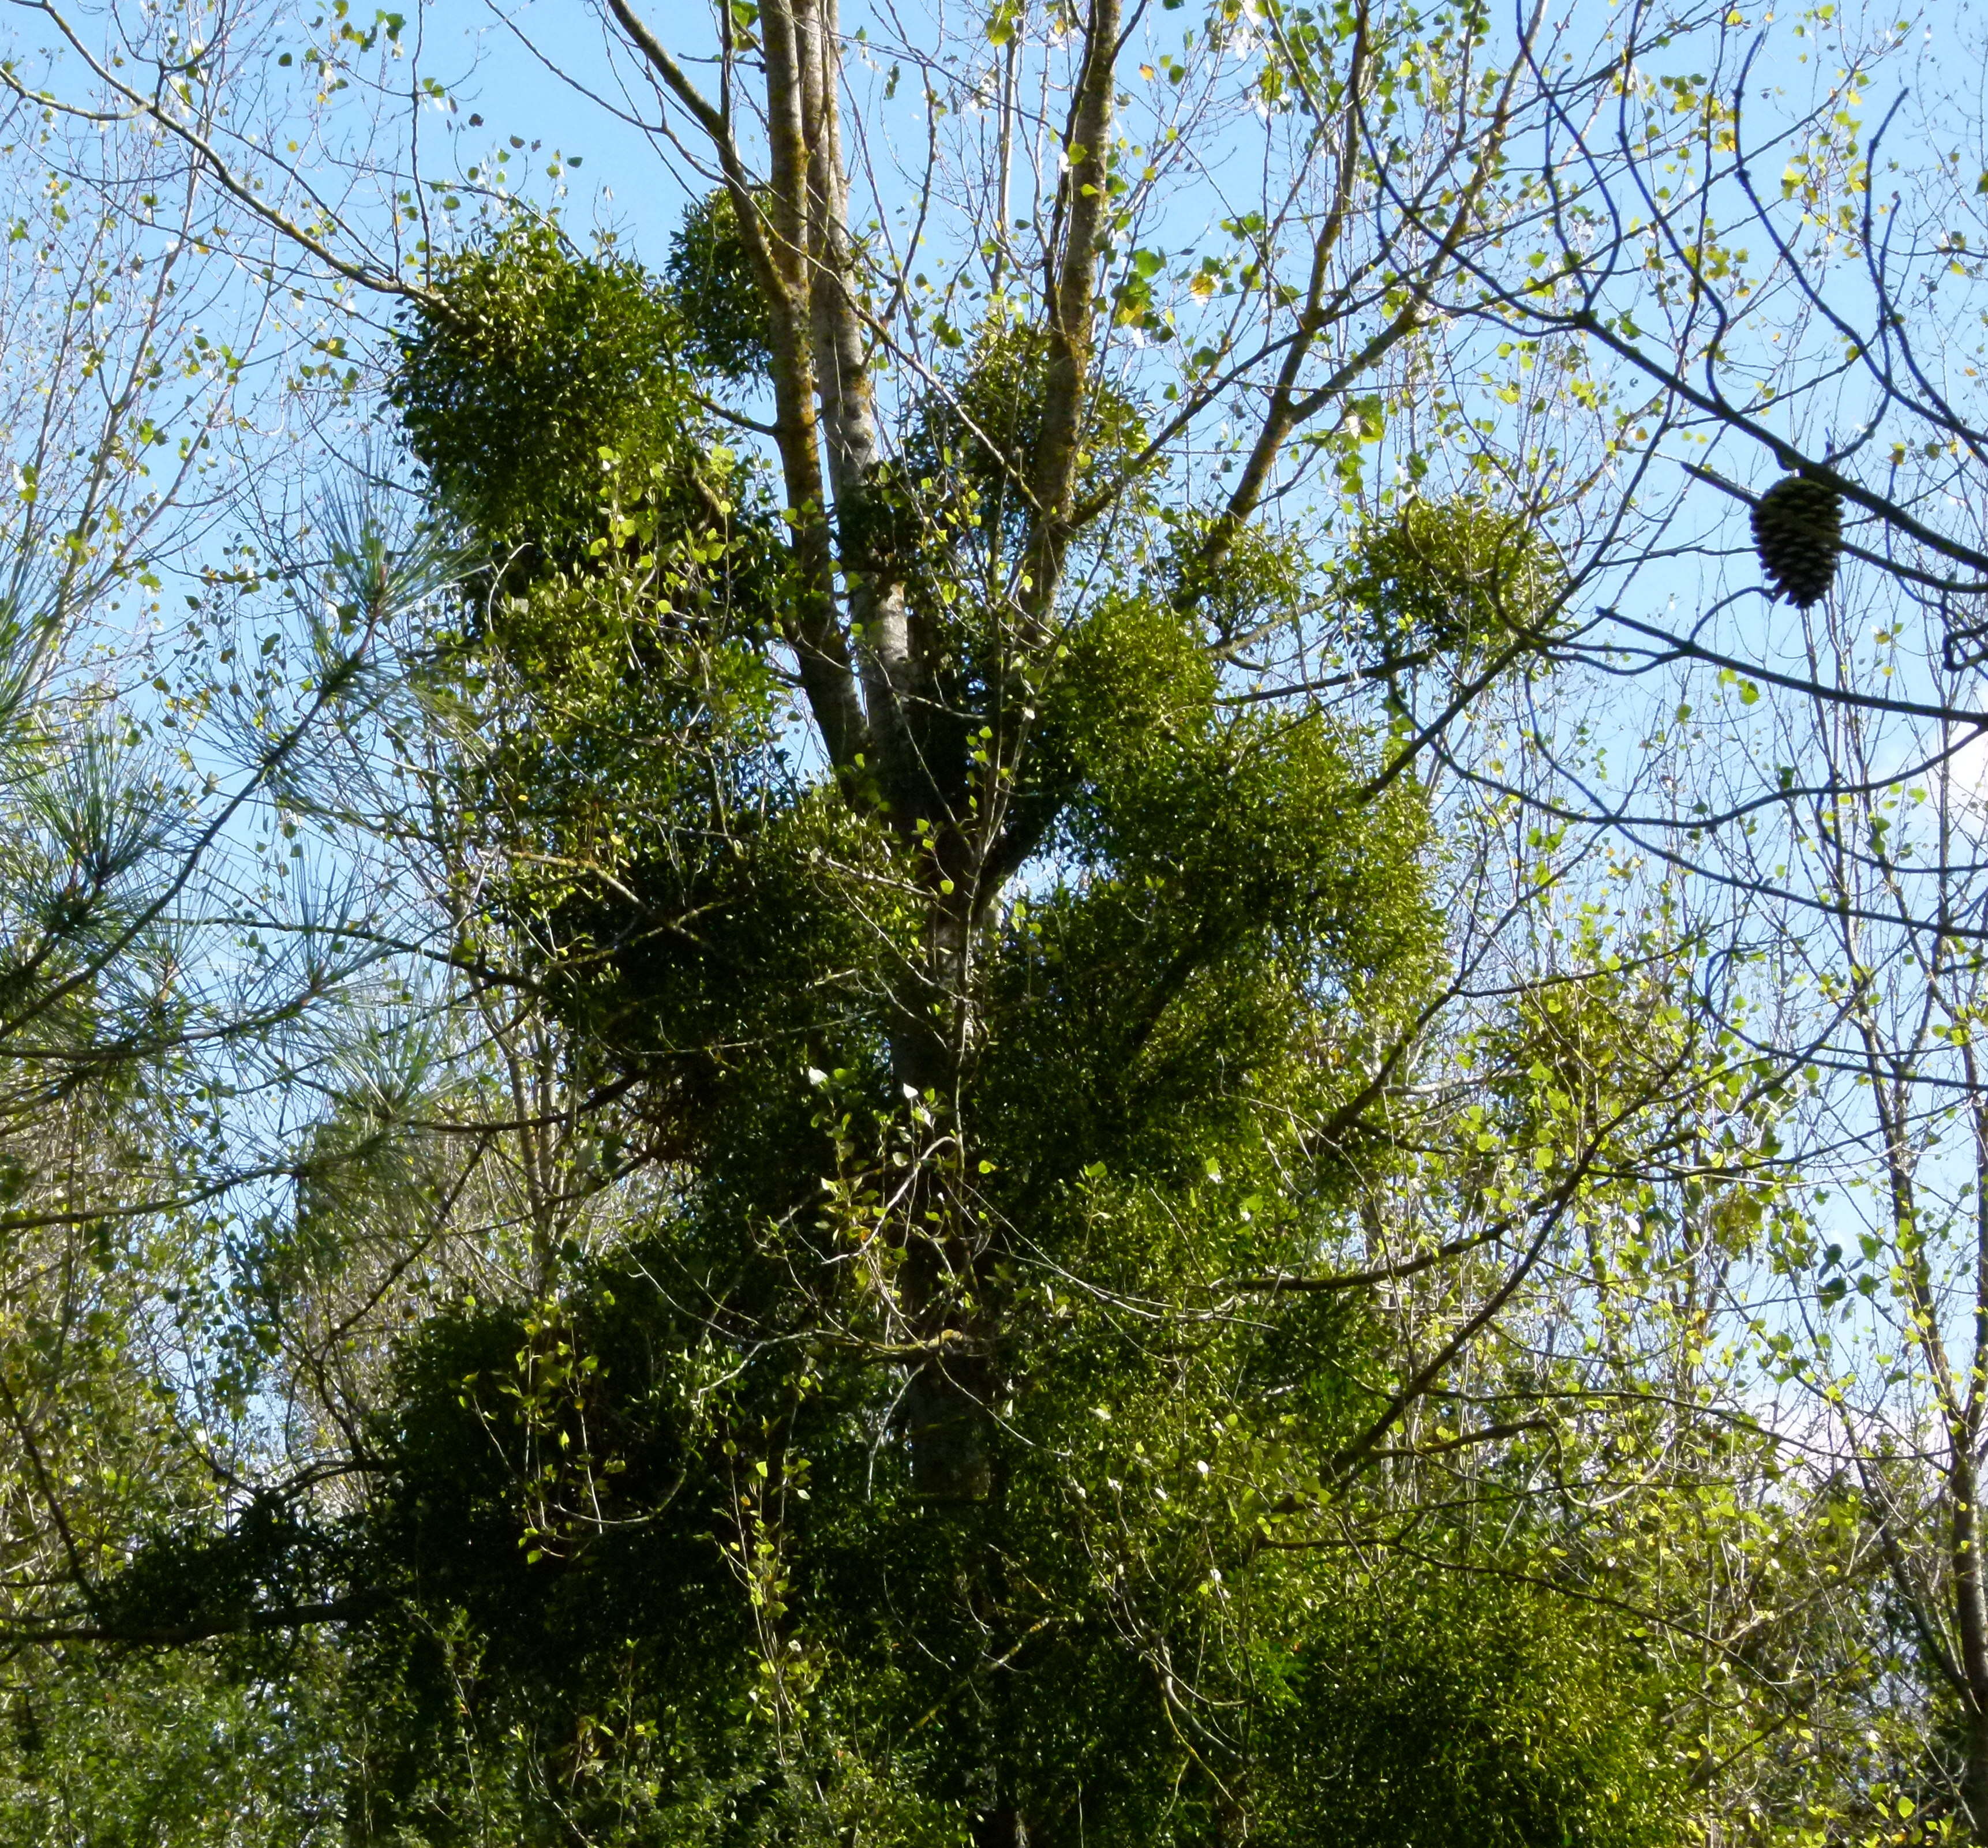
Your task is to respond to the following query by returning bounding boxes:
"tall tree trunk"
[613,0,1124,1538]
[1017,0,1121,636]
[1961,1086,1988,1842]
[1957,1470,1988,1845]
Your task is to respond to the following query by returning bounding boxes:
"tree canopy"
[0,0,1986,1842]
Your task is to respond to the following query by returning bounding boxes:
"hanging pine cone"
[1750,473,1843,608]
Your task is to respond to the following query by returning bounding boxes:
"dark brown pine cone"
[1750,474,1843,608]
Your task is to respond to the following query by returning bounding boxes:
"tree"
[7,0,1985,1840]
[0,58,452,1846]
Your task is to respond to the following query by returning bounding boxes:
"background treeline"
[0,0,1981,1842]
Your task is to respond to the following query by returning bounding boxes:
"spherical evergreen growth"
[1750,473,1843,607]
